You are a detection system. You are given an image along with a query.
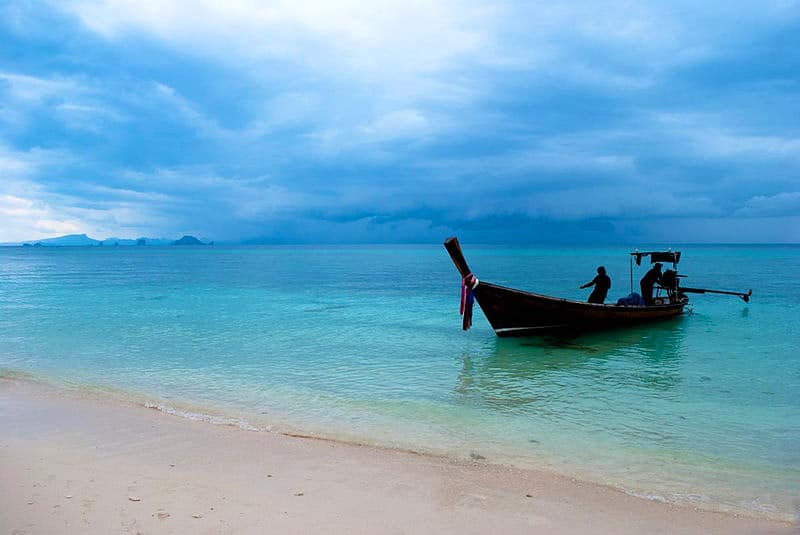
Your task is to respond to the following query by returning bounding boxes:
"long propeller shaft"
[679,286,752,302]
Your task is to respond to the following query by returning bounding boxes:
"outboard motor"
[661,269,680,302]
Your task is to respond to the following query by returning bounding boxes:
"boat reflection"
[455,319,687,411]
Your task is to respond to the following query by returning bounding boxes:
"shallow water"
[0,244,798,519]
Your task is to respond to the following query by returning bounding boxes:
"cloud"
[735,191,800,217]
[0,71,78,101]
[0,1,798,242]
[52,0,497,162]
[0,70,132,138]
[58,0,493,88]
[0,145,173,241]
[652,112,800,161]
[0,146,89,241]
[0,195,84,239]
[629,215,800,244]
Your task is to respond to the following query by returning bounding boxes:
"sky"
[1,0,799,243]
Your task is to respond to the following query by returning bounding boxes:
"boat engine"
[660,269,681,303]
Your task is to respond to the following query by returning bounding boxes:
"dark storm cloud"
[0,0,798,242]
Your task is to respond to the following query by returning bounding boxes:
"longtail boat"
[444,237,751,337]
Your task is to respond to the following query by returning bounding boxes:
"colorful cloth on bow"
[460,273,479,331]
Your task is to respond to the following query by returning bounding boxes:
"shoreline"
[3,369,796,522]
[1,377,795,534]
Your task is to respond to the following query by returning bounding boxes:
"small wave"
[143,401,263,432]
[621,488,792,522]
[738,498,779,515]
[0,368,40,381]
[623,488,709,506]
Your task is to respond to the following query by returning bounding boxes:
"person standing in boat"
[640,262,663,306]
[580,266,611,304]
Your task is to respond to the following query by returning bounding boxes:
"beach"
[1,378,794,534]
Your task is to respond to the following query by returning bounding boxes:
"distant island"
[1,233,212,247]
[172,235,206,246]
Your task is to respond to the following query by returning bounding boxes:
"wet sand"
[0,378,794,534]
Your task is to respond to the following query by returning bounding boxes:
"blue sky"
[1,1,798,243]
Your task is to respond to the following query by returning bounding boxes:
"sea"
[0,244,798,520]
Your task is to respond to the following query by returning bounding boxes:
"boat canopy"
[631,251,681,266]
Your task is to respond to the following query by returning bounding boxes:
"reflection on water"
[456,320,686,409]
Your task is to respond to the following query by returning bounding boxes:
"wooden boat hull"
[444,237,685,337]
[474,281,685,337]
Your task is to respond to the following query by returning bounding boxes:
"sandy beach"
[0,378,794,534]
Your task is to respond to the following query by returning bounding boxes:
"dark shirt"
[640,267,663,305]
[641,267,662,287]
[591,274,611,293]
[588,274,611,303]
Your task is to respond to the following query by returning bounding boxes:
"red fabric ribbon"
[460,273,477,331]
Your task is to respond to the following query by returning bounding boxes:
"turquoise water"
[0,244,798,519]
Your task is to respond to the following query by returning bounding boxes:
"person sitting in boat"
[640,263,663,306]
[580,266,611,304]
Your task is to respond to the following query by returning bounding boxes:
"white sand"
[0,378,794,534]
